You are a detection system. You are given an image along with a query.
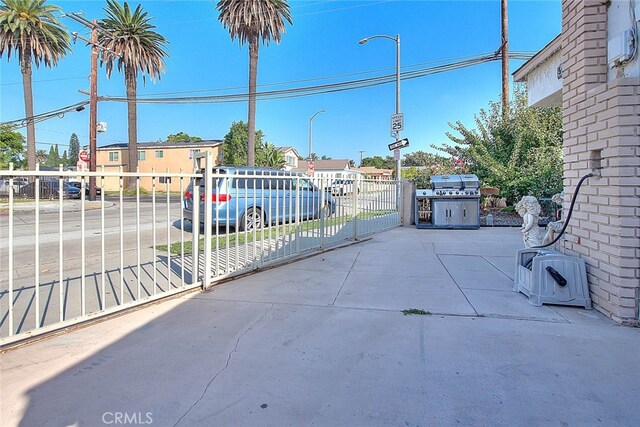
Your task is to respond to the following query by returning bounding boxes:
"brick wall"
[561,0,640,324]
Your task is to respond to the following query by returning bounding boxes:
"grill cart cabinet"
[432,199,479,228]
[415,174,480,229]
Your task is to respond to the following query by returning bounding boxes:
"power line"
[2,51,534,126]
[98,52,532,105]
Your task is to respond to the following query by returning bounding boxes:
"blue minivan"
[184,167,335,230]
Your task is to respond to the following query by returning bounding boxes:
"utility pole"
[66,13,118,201]
[89,21,98,201]
[501,0,509,120]
[358,150,365,166]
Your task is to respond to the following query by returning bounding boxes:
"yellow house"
[96,140,223,192]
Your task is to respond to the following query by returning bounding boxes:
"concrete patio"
[1,227,638,426]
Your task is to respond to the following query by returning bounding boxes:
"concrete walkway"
[1,227,639,426]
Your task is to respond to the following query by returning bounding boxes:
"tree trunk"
[247,35,259,167]
[125,65,138,187]
[21,49,36,170]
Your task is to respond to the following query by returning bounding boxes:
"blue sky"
[0,0,561,164]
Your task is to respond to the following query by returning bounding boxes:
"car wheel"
[321,202,332,219]
[239,207,264,231]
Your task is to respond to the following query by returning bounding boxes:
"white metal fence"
[0,161,399,346]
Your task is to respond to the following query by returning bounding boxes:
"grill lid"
[430,174,479,190]
[459,174,480,189]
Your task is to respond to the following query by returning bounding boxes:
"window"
[108,151,119,162]
[189,149,200,159]
[159,176,169,184]
[138,151,146,161]
[155,150,164,158]
[286,156,296,167]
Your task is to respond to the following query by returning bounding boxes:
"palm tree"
[217,0,292,167]
[35,148,47,164]
[98,0,168,180]
[0,0,70,170]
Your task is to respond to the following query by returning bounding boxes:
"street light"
[359,33,403,219]
[308,109,326,160]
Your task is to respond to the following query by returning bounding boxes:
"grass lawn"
[158,210,396,255]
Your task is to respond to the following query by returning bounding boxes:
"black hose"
[533,172,594,249]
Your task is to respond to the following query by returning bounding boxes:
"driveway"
[1,227,639,426]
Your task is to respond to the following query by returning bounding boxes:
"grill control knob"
[456,191,459,195]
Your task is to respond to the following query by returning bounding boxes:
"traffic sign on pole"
[388,138,409,151]
[79,150,90,162]
[390,113,404,133]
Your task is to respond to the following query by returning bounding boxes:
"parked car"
[326,179,358,196]
[0,177,29,196]
[18,180,81,199]
[68,180,102,197]
[184,167,336,231]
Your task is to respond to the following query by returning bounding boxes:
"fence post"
[191,167,201,287]
[353,175,360,239]
[202,152,213,289]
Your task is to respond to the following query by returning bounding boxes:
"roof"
[310,159,351,170]
[276,146,303,159]
[512,34,562,82]
[354,167,393,175]
[97,139,223,150]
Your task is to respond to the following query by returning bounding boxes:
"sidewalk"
[1,227,639,426]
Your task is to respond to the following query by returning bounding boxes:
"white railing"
[0,162,399,346]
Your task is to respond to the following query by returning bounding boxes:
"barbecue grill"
[415,174,481,229]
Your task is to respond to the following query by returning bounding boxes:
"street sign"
[79,150,90,162]
[307,160,315,176]
[388,138,409,151]
[390,113,404,133]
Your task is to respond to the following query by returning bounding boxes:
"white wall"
[526,49,563,107]
[607,0,640,80]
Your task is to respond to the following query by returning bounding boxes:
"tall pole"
[358,150,365,166]
[89,21,98,201]
[359,34,403,220]
[394,34,401,205]
[308,109,325,160]
[501,0,509,120]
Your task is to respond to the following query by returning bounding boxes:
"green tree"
[167,132,202,142]
[98,0,169,184]
[222,121,265,166]
[0,0,71,170]
[361,155,396,170]
[45,144,60,166]
[0,125,26,168]
[217,0,292,167]
[433,90,563,203]
[257,142,285,169]
[68,133,80,166]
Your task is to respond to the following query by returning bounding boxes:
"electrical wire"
[98,52,532,105]
[0,101,90,128]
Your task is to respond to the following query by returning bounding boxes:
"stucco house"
[97,140,223,192]
[277,146,303,171]
[514,0,639,325]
